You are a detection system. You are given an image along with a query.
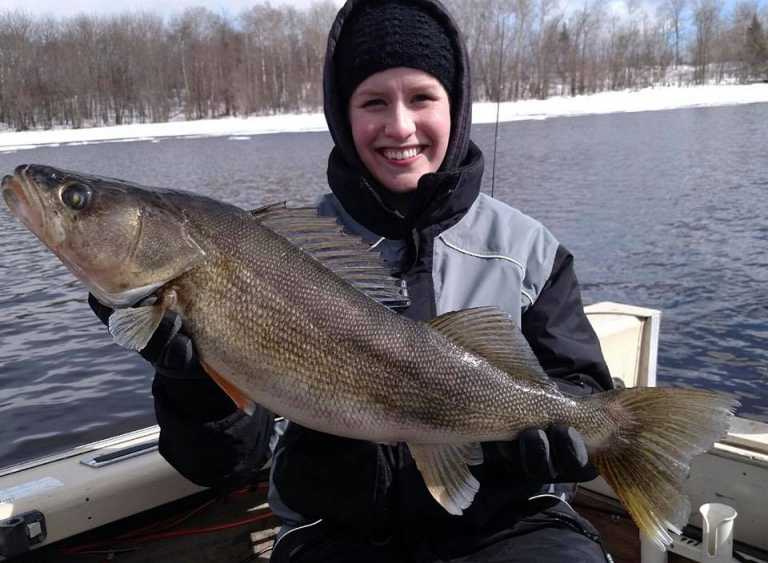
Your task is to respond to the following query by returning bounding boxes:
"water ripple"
[2,108,768,468]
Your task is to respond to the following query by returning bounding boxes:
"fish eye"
[61,183,91,211]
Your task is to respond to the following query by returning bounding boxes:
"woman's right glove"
[497,424,598,484]
[88,293,237,421]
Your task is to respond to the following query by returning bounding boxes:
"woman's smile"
[379,146,425,162]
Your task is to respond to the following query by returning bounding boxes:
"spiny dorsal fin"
[251,204,409,309]
[408,443,483,515]
[429,307,555,388]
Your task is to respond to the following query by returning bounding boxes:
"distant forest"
[1,0,767,131]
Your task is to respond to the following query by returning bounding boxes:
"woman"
[91,1,613,561]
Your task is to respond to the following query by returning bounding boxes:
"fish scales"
[172,194,584,443]
[1,164,738,548]
[154,196,592,443]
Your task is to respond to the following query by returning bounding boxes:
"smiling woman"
[348,68,451,193]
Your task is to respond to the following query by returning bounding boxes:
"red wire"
[125,510,274,543]
[62,497,219,554]
[62,485,272,556]
[116,497,219,540]
[62,511,274,555]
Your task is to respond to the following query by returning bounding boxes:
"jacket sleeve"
[152,373,274,489]
[521,245,613,395]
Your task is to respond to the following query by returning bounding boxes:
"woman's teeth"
[382,147,421,161]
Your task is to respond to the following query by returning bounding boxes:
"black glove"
[88,293,207,378]
[88,293,237,420]
[498,424,598,483]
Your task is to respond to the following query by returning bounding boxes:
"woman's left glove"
[498,425,599,483]
[88,293,208,379]
[88,293,237,421]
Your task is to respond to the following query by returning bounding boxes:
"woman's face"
[348,67,451,193]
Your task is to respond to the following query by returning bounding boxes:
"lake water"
[2,103,767,469]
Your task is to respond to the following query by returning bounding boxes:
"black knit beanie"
[334,0,457,104]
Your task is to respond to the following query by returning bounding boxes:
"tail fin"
[590,387,738,549]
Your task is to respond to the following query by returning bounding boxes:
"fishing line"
[490,12,506,199]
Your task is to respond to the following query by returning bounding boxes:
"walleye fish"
[2,164,737,548]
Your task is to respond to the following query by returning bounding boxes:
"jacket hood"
[323,0,480,240]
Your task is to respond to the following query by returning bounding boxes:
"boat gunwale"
[0,426,159,478]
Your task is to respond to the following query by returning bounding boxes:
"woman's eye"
[61,183,92,211]
[361,98,385,108]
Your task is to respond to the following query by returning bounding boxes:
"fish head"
[2,164,205,307]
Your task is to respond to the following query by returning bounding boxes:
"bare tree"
[0,0,762,132]
[0,12,36,130]
[568,0,605,95]
[530,0,562,98]
[240,4,301,113]
[662,0,687,67]
[298,1,338,108]
[744,11,768,80]
[691,0,723,83]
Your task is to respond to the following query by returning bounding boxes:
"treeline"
[1,0,767,131]
[0,2,338,130]
[446,0,768,100]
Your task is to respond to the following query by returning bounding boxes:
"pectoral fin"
[408,443,483,515]
[108,305,165,351]
[200,360,257,415]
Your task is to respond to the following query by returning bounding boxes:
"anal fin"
[408,443,483,515]
[200,360,257,415]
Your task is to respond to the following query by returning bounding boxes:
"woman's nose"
[384,104,416,139]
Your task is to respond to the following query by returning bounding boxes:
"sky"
[0,0,343,19]
[0,0,748,20]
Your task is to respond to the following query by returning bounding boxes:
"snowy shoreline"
[2,83,767,153]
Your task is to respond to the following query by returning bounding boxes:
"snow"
[1,83,767,153]
[472,83,768,123]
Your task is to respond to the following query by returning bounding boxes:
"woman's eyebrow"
[352,84,391,96]
[353,86,387,97]
[406,81,443,93]
[353,81,442,98]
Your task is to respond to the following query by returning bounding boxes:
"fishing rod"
[490,13,506,200]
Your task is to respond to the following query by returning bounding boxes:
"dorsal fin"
[429,307,555,388]
[251,204,409,309]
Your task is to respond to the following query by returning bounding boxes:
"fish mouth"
[2,165,46,238]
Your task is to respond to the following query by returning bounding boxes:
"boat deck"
[9,484,701,563]
[11,484,278,563]
[573,491,693,563]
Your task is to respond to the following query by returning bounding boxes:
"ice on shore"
[1,83,767,153]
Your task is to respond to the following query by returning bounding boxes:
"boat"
[1,302,766,562]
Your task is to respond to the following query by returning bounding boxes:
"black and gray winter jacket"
[151,0,612,556]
